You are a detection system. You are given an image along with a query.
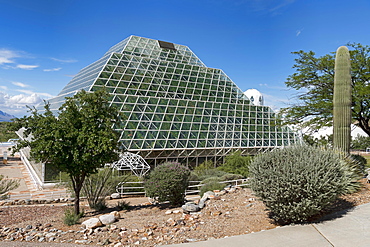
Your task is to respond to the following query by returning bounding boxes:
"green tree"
[0,122,18,142]
[10,90,123,214]
[281,43,370,137]
[351,135,370,150]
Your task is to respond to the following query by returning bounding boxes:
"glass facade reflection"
[46,35,299,165]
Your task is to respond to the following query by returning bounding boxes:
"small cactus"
[333,46,352,154]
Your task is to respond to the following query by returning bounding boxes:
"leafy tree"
[0,122,18,142]
[351,134,370,150]
[281,43,370,136]
[10,90,122,214]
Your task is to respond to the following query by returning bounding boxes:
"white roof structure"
[112,152,151,177]
[244,89,264,106]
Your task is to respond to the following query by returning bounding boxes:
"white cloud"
[12,81,30,88]
[16,64,39,70]
[43,67,62,72]
[0,90,54,117]
[16,89,53,98]
[51,58,78,63]
[0,86,7,90]
[0,48,19,64]
[296,28,303,36]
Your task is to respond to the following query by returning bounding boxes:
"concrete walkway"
[0,159,68,201]
[167,202,370,247]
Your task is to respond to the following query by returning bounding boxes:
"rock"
[45,232,57,238]
[38,237,45,242]
[75,239,89,244]
[99,214,116,225]
[165,210,172,215]
[166,218,176,226]
[81,218,103,229]
[114,243,123,247]
[201,191,215,201]
[198,199,205,209]
[25,236,33,241]
[111,193,121,199]
[182,202,200,213]
[110,211,121,220]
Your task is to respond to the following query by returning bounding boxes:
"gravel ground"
[1,179,370,246]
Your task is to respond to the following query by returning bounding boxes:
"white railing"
[116,178,250,196]
[7,190,69,201]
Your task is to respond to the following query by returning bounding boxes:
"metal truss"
[112,152,151,177]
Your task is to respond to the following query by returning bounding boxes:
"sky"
[1,0,370,117]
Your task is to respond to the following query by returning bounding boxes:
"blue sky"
[1,0,370,117]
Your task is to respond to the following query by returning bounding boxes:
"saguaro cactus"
[333,46,352,154]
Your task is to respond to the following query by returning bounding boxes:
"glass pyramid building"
[46,35,299,166]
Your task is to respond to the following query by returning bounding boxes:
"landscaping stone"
[81,218,103,229]
[111,193,121,199]
[182,202,200,213]
[99,214,116,225]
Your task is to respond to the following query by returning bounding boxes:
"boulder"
[99,214,116,225]
[109,211,121,220]
[201,191,215,201]
[111,193,121,199]
[82,218,103,229]
[182,202,200,213]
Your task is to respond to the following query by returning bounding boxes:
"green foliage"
[333,46,352,153]
[281,43,370,137]
[220,173,244,181]
[303,134,333,146]
[351,135,370,150]
[350,154,367,174]
[217,151,251,177]
[0,122,18,142]
[63,208,84,226]
[201,176,223,185]
[200,181,225,197]
[83,167,126,211]
[0,175,20,199]
[195,168,228,181]
[9,89,123,214]
[194,160,214,173]
[116,200,131,211]
[144,162,190,206]
[249,145,359,224]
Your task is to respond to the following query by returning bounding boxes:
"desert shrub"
[200,181,225,196]
[196,168,228,181]
[144,162,190,206]
[63,208,84,226]
[188,172,199,181]
[201,176,223,185]
[194,160,214,174]
[217,151,252,177]
[350,154,367,174]
[0,175,20,199]
[83,167,127,211]
[249,145,358,224]
[116,200,131,211]
[220,173,244,181]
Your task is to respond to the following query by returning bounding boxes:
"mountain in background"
[0,110,16,122]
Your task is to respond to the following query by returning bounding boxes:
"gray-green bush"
[200,181,225,196]
[144,162,190,206]
[249,145,359,224]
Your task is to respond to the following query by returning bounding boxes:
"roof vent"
[158,40,176,50]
